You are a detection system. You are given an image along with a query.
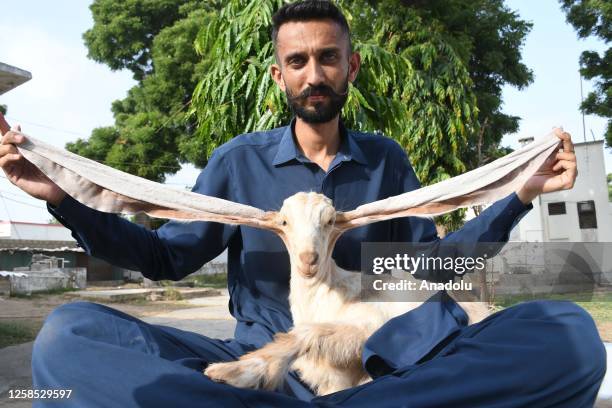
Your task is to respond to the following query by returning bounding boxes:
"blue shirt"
[49,119,531,348]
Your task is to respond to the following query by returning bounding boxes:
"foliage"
[70,1,220,182]
[560,0,611,146]
[190,0,532,228]
[394,0,534,170]
[77,0,533,229]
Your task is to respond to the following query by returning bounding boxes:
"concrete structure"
[510,139,612,243]
[0,220,74,241]
[463,138,612,296]
[0,220,126,282]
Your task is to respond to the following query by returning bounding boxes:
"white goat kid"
[204,192,490,395]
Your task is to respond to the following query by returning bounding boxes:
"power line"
[0,192,46,209]
[0,188,41,201]
[5,116,87,138]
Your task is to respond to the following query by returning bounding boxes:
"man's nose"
[305,60,326,86]
[299,251,319,265]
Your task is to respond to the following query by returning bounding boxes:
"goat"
[2,116,562,395]
[202,191,491,395]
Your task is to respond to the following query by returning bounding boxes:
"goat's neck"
[288,257,360,324]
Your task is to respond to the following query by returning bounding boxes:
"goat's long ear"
[8,128,279,232]
[335,132,562,232]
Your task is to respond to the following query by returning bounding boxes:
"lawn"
[0,320,43,349]
[494,291,612,341]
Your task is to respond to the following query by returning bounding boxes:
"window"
[548,202,566,215]
[577,200,597,229]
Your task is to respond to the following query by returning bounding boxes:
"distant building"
[0,220,124,282]
[510,139,612,242]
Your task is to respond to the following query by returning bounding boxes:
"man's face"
[271,19,360,124]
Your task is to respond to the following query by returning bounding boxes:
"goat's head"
[267,192,341,280]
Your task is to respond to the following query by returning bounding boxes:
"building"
[510,138,612,242]
[0,220,125,282]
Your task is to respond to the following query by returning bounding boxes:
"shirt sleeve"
[47,150,238,281]
[391,145,533,282]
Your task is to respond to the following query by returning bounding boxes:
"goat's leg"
[204,330,301,390]
[204,323,369,391]
[290,323,370,368]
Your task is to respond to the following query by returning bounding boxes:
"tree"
[75,0,532,231]
[190,0,532,230]
[560,0,611,147]
[69,0,221,182]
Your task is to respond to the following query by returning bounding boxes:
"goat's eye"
[282,220,287,226]
[327,219,334,226]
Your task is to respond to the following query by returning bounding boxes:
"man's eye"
[322,53,337,61]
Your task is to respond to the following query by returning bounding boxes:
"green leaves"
[188,0,492,230]
[79,0,533,229]
[561,0,611,146]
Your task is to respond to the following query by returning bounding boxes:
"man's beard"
[285,78,349,124]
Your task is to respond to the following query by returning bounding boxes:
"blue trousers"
[32,300,605,407]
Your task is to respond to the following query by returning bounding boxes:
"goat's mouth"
[297,264,319,278]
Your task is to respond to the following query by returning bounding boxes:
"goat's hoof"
[204,359,267,389]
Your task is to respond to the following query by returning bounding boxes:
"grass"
[0,320,43,349]
[9,287,79,299]
[184,273,228,289]
[494,291,612,325]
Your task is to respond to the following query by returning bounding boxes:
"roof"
[574,139,605,147]
[0,62,32,95]
[0,220,68,227]
[0,239,82,252]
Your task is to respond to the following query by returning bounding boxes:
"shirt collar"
[272,118,368,166]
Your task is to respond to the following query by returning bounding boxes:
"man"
[0,1,604,407]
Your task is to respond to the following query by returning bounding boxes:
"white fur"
[205,192,491,395]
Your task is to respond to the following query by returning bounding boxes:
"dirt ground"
[0,288,207,348]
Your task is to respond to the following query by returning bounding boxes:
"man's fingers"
[0,143,19,156]
[0,130,25,145]
[553,128,574,153]
[555,151,576,161]
[0,152,23,169]
[552,159,577,172]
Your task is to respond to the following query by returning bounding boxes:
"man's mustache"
[297,85,341,99]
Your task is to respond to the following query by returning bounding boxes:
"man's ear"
[348,52,361,83]
[270,63,286,92]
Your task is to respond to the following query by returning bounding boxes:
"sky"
[0,0,610,223]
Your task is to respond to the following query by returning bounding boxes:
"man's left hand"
[517,128,577,204]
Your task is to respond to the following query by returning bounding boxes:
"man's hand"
[0,125,67,206]
[517,128,577,204]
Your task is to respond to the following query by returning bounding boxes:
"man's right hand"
[0,125,67,207]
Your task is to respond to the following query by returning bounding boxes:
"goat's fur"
[204,192,491,395]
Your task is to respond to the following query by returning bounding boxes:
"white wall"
[538,140,611,242]
[0,221,74,241]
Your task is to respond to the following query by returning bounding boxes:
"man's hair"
[271,1,352,54]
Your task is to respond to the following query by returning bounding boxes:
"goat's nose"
[299,251,319,265]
